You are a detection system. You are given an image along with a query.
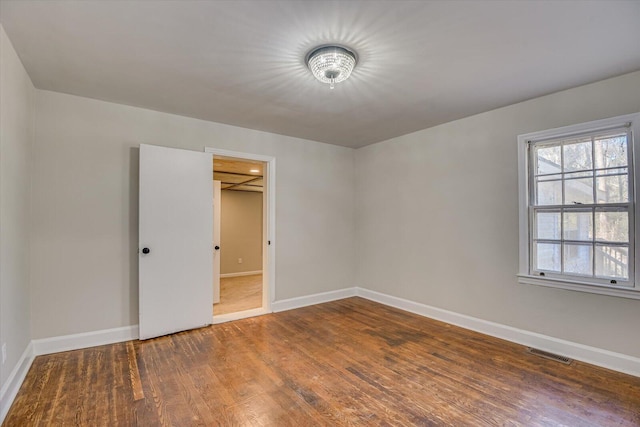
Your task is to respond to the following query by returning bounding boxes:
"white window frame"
[518,112,640,300]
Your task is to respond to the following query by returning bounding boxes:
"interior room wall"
[31,89,355,340]
[355,70,640,359]
[0,25,34,390]
[8,18,639,369]
[220,190,263,275]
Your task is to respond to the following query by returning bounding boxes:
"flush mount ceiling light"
[305,45,357,89]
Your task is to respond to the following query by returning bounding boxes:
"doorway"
[206,148,275,322]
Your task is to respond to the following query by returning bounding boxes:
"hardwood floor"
[4,297,640,426]
[214,273,263,316]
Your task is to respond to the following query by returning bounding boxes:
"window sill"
[518,274,640,300]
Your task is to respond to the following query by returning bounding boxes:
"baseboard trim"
[0,341,35,423]
[220,270,262,278]
[356,287,640,378]
[32,325,139,356]
[272,287,357,313]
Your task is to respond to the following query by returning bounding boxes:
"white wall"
[31,89,355,339]
[0,26,34,390]
[220,190,263,275]
[6,20,639,368]
[356,71,640,358]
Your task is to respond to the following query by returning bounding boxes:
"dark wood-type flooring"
[4,297,640,426]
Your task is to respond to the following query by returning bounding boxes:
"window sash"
[527,127,634,287]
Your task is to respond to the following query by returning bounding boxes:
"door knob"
[214,246,220,250]
[142,247,150,254]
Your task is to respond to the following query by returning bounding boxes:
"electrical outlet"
[238,258,243,264]
[2,343,6,365]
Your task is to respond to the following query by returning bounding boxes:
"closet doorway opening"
[207,148,275,323]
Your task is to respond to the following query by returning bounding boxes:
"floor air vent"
[526,347,572,365]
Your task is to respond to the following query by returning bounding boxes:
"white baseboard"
[220,270,262,278]
[32,325,139,356]
[0,341,35,423]
[272,287,357,313]
[356,287,640,378]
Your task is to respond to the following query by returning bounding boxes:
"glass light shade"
[306,45,357,89]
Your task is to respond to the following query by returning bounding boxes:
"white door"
[213,180,221,304]
[139,144,213,340]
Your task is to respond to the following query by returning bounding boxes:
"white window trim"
[517,112,640,300]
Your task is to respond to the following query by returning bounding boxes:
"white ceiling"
[2,0,640,148]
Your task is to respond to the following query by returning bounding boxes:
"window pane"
[595,245,628,280]
[594,134,627,169]
[565,171,592,179]
[595,210,628,243]
[536,180,562,205]
[596,174,629,203]
[563,138,592,172]
[537,173,562,182]
[563,210,592,241]
[563,244,593,276]
[535,211,560,239]
[535,145,561,175]
[596,167,627,176]
[564,178,593,205]
[535,243,561,272]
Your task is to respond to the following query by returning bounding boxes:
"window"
[518,113,640,299]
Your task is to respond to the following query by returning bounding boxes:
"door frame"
[205,147,276,322]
